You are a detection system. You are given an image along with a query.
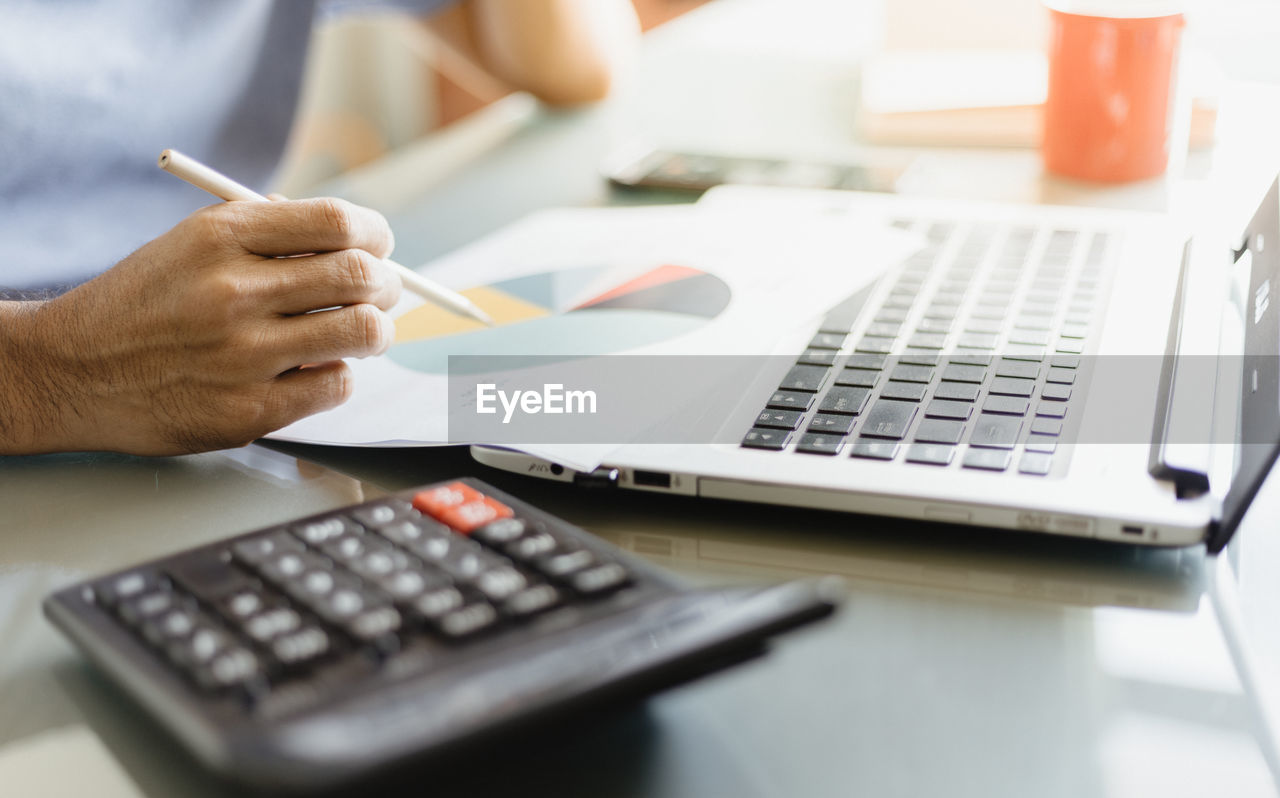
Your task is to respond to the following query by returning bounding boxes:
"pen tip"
[475,309,498,328]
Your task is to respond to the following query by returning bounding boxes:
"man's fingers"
[199,197,395,259]
[260,249,403,315]
[269,303,395,372]
[256,361,355,432]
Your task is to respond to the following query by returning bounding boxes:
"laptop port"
[1121,525,1144,537]
[632,470,672,489]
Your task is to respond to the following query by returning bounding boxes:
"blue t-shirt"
[0,0,448,291]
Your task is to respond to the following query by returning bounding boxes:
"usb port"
[1121,525,1144,537]
[632,470,671,489]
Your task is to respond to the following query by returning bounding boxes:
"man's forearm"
[0,300,70,454]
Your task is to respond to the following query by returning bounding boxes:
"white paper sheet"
[269,204,917,471]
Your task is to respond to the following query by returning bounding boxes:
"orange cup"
[1042,2,1185,182]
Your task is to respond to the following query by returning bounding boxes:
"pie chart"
[388,263,732,374]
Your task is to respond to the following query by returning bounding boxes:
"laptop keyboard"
[741,218,1115,476]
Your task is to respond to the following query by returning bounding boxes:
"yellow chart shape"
[394,285,552,344]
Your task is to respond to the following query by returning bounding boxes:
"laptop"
[469,178,1280,552]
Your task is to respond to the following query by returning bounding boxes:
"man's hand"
[0,198,402,455]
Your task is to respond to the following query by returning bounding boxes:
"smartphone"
[605,146,905,194]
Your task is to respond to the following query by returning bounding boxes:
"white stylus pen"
[158,149,495,327]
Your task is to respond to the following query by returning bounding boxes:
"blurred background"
[275,0,1280,198]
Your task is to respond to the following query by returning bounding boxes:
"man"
[0,0,639,455]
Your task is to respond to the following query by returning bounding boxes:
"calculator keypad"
[94,482,634,700]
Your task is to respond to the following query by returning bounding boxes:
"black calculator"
[44,478,837,792]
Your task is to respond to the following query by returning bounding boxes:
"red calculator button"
[412,482,483,520]
[438,497,514,534]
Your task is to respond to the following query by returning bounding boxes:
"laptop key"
[849,439,901,460]
[1055,339,1085,355]
[1041,384,1072,401]
[1003,345,1045,362]
[957,333,998,350]
[1018,452,1054,475]
[925,399,973,420]
[856,337,895,354]
[1030,418,1063,436]
[889,364,934,384]
[779,365,830,393]
[1035,401,1067,419]
[795,433,846,456]
[864,322,900,338]
[808,332,846,350]
[767,390,815,412]
[1045,367,1076,384]
[915,317,952,334]
[907,332,948,350]
[754,409,803,430]
[905,443,956,466]
[818,387,871,416]
[741,428,791,451]
[1024,435,1058,453]
[914,419,966,445]
[1049,355,1081,369]
[970,415,1023,448]
[808,414,857,436]
[834,368,878,388]
[861,400,918,439]
[982,395,1029,416]
[995,360,1040,380]
[845,353,887,371]
[962,448,1012,472]
[989,377,1036,397]
[941,364,986,383]
[899,351,941,367]
[797,349,838,367]
[964,318,1003,334]
[947,353,993,367]
[935,382,980,402]
[881,382,927,402]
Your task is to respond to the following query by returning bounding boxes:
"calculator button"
[351,500,415,529]
[314,588,370,624]
[271,627,331,667]
[436,497,515,534]
[119,592,176,626]
[244,608,302,643]
[167,627,230,669]
[195,647,261,690]
[475,566,528,602]
[438,603,499,639]
[504,585,562,618]
[98,570,164,606]
[233,532,304,566]
[471,518,527,546]
[293,516,360,546]
[411,482,484,518]
[348,547,412,581]
[377,570,435,602]
[345,607,402,643]
[260,551,328,585]
[414,587,466,620]
[143,608,198,644]
[570,563,631,596]
[504,531,559,561]
[377,517,454,548]
[437,549,492,583]
[223,591,267,621]
[538,549,597,579]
